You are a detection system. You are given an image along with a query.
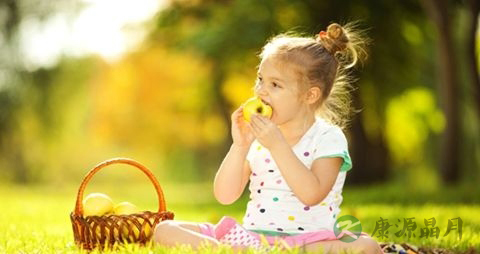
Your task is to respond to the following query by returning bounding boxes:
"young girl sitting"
[154,23,383,253]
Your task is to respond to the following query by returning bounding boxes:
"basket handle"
[73,158,167,216]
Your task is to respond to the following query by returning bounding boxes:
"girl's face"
[254,57,310,125]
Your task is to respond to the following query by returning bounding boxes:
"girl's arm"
[249,115,341,206]
[213,144,251,205]
[269,143,341,206]
[213,106,254,205]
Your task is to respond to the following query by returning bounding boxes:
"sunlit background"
[0,0,479,252]
[20,0,163,66]
[2,0,478,187]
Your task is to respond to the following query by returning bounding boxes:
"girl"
[154,23,383,253]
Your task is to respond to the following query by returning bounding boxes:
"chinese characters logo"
[372,217,463,240]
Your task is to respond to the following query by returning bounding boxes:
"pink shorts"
[198,216,369,248]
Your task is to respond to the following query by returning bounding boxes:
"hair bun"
[317,23,349,54]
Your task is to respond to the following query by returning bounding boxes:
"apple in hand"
[83,193,114,217]
[243,97,272,122]
[114,201,140,215]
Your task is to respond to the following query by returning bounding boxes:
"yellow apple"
[114,202,140,215]
[243,97,272,122]
[83,193,114,217]
[137,217,155,239]
[119,217,156,242]
[120,218,154,242]
[93,224,111,241]
[142,217,155,238]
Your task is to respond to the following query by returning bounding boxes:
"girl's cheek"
[271,109,279,122]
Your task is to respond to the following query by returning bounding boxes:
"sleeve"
[312,127,352,172]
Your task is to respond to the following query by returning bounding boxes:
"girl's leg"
[153,220,220,249]
[303,235,383,254]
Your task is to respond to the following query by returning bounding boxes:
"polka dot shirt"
[242,117,352,234]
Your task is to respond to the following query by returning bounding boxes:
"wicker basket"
[70,158,174,250]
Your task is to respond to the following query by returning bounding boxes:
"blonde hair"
[259,22,369,128]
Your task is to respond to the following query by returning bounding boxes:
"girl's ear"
[306,87,321,105]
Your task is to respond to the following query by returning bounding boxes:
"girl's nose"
[255,83,267,96]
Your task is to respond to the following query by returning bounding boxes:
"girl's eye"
[272,82,280,88]
[255,77,262,86]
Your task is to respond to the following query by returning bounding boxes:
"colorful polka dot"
[260,182,264,186]
[256,204,261,208]
[304,206,310,211]
[265,158,271,163]
[260,209,266,213]
[276,179,282,184]
[251,222,255,226]
[329,206,333,211]
[277,228,283,232]
[333,214,336,218]
[288,216,295,221]
[257,189,261,194]
[298,227,304,231]
[304,151,310,157]
[252,173,257,176]
[269,222,275,225]
[273,197,279,202]
[257,145,262,150]
[320,202,327,206]
[268,169,274,173]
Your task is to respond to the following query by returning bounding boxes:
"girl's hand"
[231,106,255,147]
[249,115,287,150]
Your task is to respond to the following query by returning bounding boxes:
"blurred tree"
[86,46,221,182]
[466,0,480,116]
[0,0,27,182]
[0,0,82,183]
[420,0,480,184]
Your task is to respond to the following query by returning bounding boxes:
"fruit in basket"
[121,217,155,241]
[243,97,272,122]
[83,193,114,216]
[141,217,155,238]
[114,201,140,215]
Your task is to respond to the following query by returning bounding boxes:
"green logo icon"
[333,215,362,242]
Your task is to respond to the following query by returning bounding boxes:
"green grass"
[0,182,479,253]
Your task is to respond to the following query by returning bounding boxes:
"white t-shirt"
[242,117,352,235]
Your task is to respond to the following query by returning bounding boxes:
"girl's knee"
[355,236,382,254]
[154,220,177,243]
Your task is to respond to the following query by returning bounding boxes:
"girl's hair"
[259,22,369,128]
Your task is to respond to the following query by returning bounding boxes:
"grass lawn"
[0,181,478,253]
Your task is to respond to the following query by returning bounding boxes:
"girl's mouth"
[260,99,274,119]
[261,99,271,107]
